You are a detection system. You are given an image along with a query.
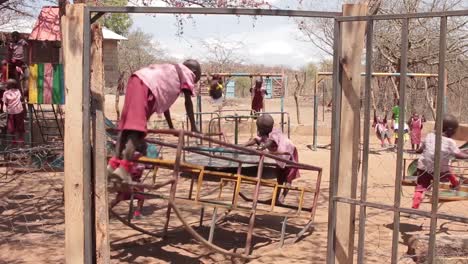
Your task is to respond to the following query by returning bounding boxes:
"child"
[411,114,468,209]
[372,110,392,147]
[110,152,146,219]
[250,78,267,114]
[8,31,28,81]
[108,60,219,184]
[0,60,7,113]
[244,114,299,204]
[209,74,224,110]
[2,79,24,145]
[408,113,425,151]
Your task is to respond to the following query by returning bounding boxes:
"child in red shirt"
[250,78,267,113]
[2,79,24,145]
[0,60,8,113]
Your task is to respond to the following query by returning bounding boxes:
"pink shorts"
[118,75,156,133]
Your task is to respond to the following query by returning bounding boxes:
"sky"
[127,0,340,69]
[33,0,340,69]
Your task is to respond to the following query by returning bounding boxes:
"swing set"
[310,71,438,150]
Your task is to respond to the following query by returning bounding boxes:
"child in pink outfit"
[2,79,24,145]
[412,114,468,209]
[408,113,425,151]
[245,114,299,203]
[372,110,392,147]
[108,60,222,186]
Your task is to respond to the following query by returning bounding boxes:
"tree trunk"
[423,78,436,120]
[115,72,125,122]
[294,73,306,125]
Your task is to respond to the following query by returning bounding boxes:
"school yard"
[0,96,467,263]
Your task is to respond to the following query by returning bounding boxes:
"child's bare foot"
[112,167,132,183]
[277,195,286,204]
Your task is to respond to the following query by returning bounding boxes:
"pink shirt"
[9,39,28,61]
[134,64,195,114]
[417,132,461,173]
[258,128,297,168]
[2,89,23,114]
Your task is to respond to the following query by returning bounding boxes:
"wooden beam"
[90,23,110,264]
[62,4,93,264]
[453,124,468,142]
[335,4,368,264]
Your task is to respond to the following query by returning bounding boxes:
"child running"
[244,114,299,203]
[372,110,392,147]
[412,114,468,209]
[250,78,267,114]
[108,60,222,184]
[408,113,425,151]
[2,79,24,145]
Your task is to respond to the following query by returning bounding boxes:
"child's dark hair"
[256,114,274,136]
[442,114,459,138]
[209,74,223,100]
[6,79,17,89]
[255,78,263,88]
[183,59,201,83]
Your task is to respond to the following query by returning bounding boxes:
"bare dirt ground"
[1,96,467,263]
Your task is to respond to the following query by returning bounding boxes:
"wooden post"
[91,23,110,263]
[335,4,368,264]
[62,4,93,264]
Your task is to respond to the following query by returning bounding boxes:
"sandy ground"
[1,95,467,263]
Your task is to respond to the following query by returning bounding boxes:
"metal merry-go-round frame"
[81,5,468,264]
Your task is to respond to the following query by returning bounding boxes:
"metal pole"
[391,18,409,264]
[428,16,447,264]
[313,71,319,151]
[244,155,265,255]
[234,115,239,145]
[357,19,373,264]
[326,20,342,264]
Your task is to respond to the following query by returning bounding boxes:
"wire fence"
[0,142,65,263]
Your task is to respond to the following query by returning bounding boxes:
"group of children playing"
[1,31,28,145]
[372,99,426,151]
[108,60,297,218]
[109,60,466,218]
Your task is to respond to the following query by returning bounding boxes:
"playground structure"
[107,129,322,257]
[311,71,439,151]
[402,142,468,202]
[22,3,465,264]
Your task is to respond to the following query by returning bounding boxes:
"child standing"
[8,31,28,81]
[0,60,8,113]
[244,114,299,204]
[108,60,221,184]
[412,114,468,209]
[250,78,267,114]
[408,113,425,151]
[2,79,24,145]
[372,110,392,147]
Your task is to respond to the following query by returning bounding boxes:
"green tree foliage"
[234,77,252,98]
[102,0,132,36]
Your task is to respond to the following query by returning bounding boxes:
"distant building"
[0,6,126,88]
